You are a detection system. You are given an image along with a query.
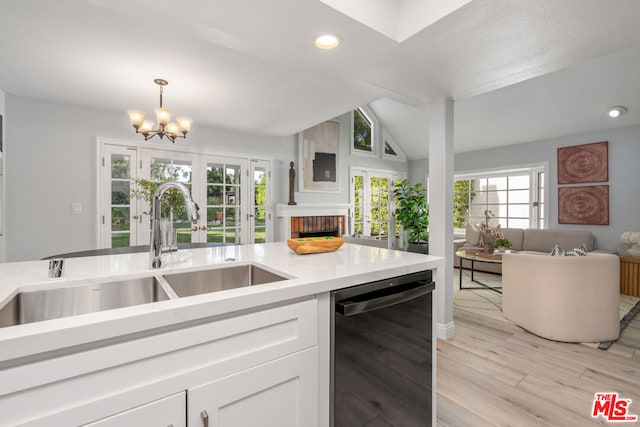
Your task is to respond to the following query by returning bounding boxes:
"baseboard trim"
[436,321,456,340]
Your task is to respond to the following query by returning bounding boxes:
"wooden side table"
[620,256,640,296]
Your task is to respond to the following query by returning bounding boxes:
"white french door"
[102,144,140,248]
[99,141,273,248]
[195,155,248,245]
[350,167,405,249]
[140,149,198,245]
[250,160,272,244]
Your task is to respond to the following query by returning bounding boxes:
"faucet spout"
[150,181,200,269]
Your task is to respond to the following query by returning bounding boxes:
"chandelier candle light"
[127,79,192,143]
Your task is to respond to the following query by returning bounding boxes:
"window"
[454,166,545,232]
[384,141,397,155]
[382,130,407,162]
[353,108,372,151]
[351,107,376,156]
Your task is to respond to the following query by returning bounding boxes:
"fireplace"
[275,203,351,241]
[290,215,345,239]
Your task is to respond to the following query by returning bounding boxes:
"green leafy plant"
[129,169,187,218]
[453,179,476,228]
[393,179,429,244]
[493,237,512,249]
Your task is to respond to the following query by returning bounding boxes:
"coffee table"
[456,249,508,294]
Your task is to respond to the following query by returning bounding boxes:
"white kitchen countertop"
[0,242,443,363]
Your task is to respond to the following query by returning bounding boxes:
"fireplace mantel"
[276,203,350,218]
[276,203,350,240]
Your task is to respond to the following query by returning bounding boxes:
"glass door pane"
[111,162,131,248]
[352,174,364,236]
[250,160,270,244]
[369,176,390,240]
[103,145,138,248]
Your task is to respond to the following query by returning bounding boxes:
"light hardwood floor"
[437,269,640,426]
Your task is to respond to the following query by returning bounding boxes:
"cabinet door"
[83,392,186,427]
[188,347,318,427]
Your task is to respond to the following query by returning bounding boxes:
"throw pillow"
[550,244,587,256]
[550,245,564,256]
[566,244,588,257]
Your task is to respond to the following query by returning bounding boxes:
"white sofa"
[454,225,597,274]
[502,252,620,342]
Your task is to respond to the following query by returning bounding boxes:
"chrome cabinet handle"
[192,226,198,231]
[201,410,209,427]
[200,225,207,230]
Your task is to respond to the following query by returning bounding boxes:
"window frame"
[350,106,377,158]
[453,164,547,234]
[381,129,407,162]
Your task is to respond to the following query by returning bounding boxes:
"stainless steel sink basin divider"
[0,264,288,329]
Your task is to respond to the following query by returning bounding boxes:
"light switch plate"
[72,203,82,215]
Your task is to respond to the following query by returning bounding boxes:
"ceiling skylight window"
[315,34,340,50]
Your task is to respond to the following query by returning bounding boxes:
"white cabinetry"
[189,348,317,427]
[83,392,186,427]
[0,299,318,427]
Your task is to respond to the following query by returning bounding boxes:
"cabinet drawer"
[83,392,186,427]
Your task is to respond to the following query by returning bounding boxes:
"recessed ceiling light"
[315,34,340,50]
[607,106,627,118]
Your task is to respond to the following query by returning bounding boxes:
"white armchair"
[502,252,620,343]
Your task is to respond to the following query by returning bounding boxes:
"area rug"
[598,298,640,350]
[453,268,640,350]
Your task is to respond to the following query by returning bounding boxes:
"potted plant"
[393,179,429,254]
[493,237,512,252]
[621,231,640,257]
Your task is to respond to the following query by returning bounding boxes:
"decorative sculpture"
[288,161,297,205]
[479,210,503,253]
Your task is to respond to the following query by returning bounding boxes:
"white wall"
[411,123,640,252]
[293,113,408,204]
[4,95,295,261]
[0,88,5,262]
[4,95,408,262]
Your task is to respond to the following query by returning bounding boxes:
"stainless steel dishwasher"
[331,270,434,427]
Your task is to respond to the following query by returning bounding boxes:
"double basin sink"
[0,264,289,329]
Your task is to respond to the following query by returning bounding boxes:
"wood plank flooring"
[437,270,640,426]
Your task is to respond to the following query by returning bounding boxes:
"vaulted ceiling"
[1,0,639,158]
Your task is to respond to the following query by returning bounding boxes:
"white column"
[429,98,455,340]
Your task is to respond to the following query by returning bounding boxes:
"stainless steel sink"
[0,264,289,329]
[0,277,170,328]
[162,264,288,298]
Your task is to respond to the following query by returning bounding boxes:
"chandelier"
[126,79,193,143]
